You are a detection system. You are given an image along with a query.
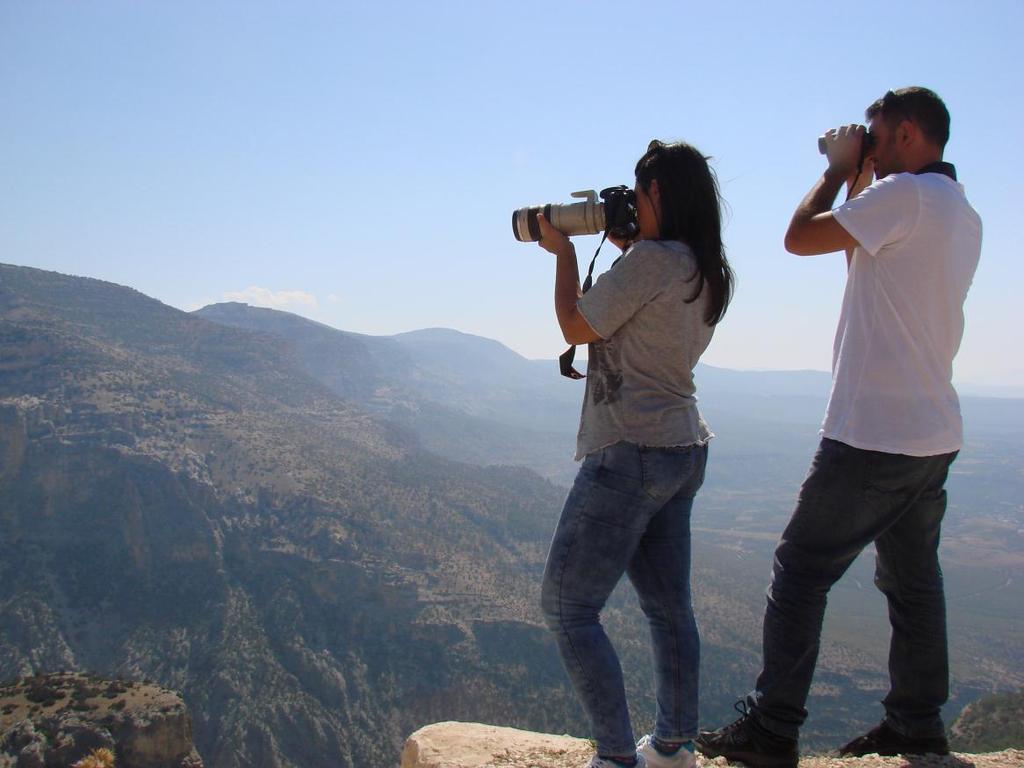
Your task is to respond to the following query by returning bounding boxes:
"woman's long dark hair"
[635,140,734,325]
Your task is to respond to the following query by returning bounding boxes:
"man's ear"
[897,119,918,149]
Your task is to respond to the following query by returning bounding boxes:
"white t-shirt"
[826,170,982,456]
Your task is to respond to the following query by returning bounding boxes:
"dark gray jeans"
[749,438,957,741]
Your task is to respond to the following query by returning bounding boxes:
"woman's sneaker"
[636,734,696,768]
[585,753,648,768]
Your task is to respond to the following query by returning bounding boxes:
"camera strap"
[559,233,610,379]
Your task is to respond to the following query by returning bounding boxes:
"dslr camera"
[512,185,639,243]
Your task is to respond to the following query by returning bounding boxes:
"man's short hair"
[866,87,950,149]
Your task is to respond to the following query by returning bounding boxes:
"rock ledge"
[0,672,202,768]
[401,722,1024,768]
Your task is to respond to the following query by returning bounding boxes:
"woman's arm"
[537,213,602,345]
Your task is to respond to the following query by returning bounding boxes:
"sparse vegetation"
[72,747,115,768]
[951,690,1024,752]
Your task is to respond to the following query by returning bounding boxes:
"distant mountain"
[696,364,832,398]
[192,302,581,483]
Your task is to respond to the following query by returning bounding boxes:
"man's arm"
[785,125,872,261]
[537,213,602,345]
[784,170,858,257]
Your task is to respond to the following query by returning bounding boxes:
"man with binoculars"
[697,87,982,767]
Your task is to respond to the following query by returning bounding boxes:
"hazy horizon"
[9,257,1024,397]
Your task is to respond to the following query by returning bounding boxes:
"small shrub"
[72,685,101,702]
[26,684,59,703]
[72,747,116,768]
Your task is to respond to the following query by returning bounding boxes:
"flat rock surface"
[401,722,1024,768]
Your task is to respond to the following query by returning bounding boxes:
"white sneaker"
[585,753,648,768]
[636,735,696,768]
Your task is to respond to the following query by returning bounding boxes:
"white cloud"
[223,286,319,313]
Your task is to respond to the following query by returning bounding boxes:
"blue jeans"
[541,441,708,757]
[749,438,957,741]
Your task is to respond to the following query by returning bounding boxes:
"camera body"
[512,185,639,243]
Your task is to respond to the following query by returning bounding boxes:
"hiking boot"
[696,702,798,768]
[636,734,695,768]
[839,720,950,757]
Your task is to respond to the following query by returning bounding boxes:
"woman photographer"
[536,140,733,768]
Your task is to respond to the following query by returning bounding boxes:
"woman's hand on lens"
[536,213,573,257]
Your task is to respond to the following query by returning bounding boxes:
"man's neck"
[903,145,944,174]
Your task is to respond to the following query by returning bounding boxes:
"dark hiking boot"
[839,720,950,757]
[696,702,798,768]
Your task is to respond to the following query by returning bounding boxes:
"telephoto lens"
[512,190,607,242]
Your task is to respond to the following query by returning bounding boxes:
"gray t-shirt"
[574,239,714,460]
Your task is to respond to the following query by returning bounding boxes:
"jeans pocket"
[639,444,705,501]
[594,442,644,492]
[575,443,651,531]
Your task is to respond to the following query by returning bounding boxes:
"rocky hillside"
[950,690,1024,753]
[0,672,202,767]
[0,264,577,767]
[400,722,1024,768]
[2,264,1021,767]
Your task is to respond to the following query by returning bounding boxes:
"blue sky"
[2,1,1021,389]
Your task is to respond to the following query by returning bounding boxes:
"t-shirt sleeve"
[832,173,920,257]
[576,241,674,339]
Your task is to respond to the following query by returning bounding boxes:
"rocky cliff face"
[0,264,579,767]
[399,722,1024,768]
[0,672,202,767]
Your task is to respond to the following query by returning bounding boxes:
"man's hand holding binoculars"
[821,124,876,195]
